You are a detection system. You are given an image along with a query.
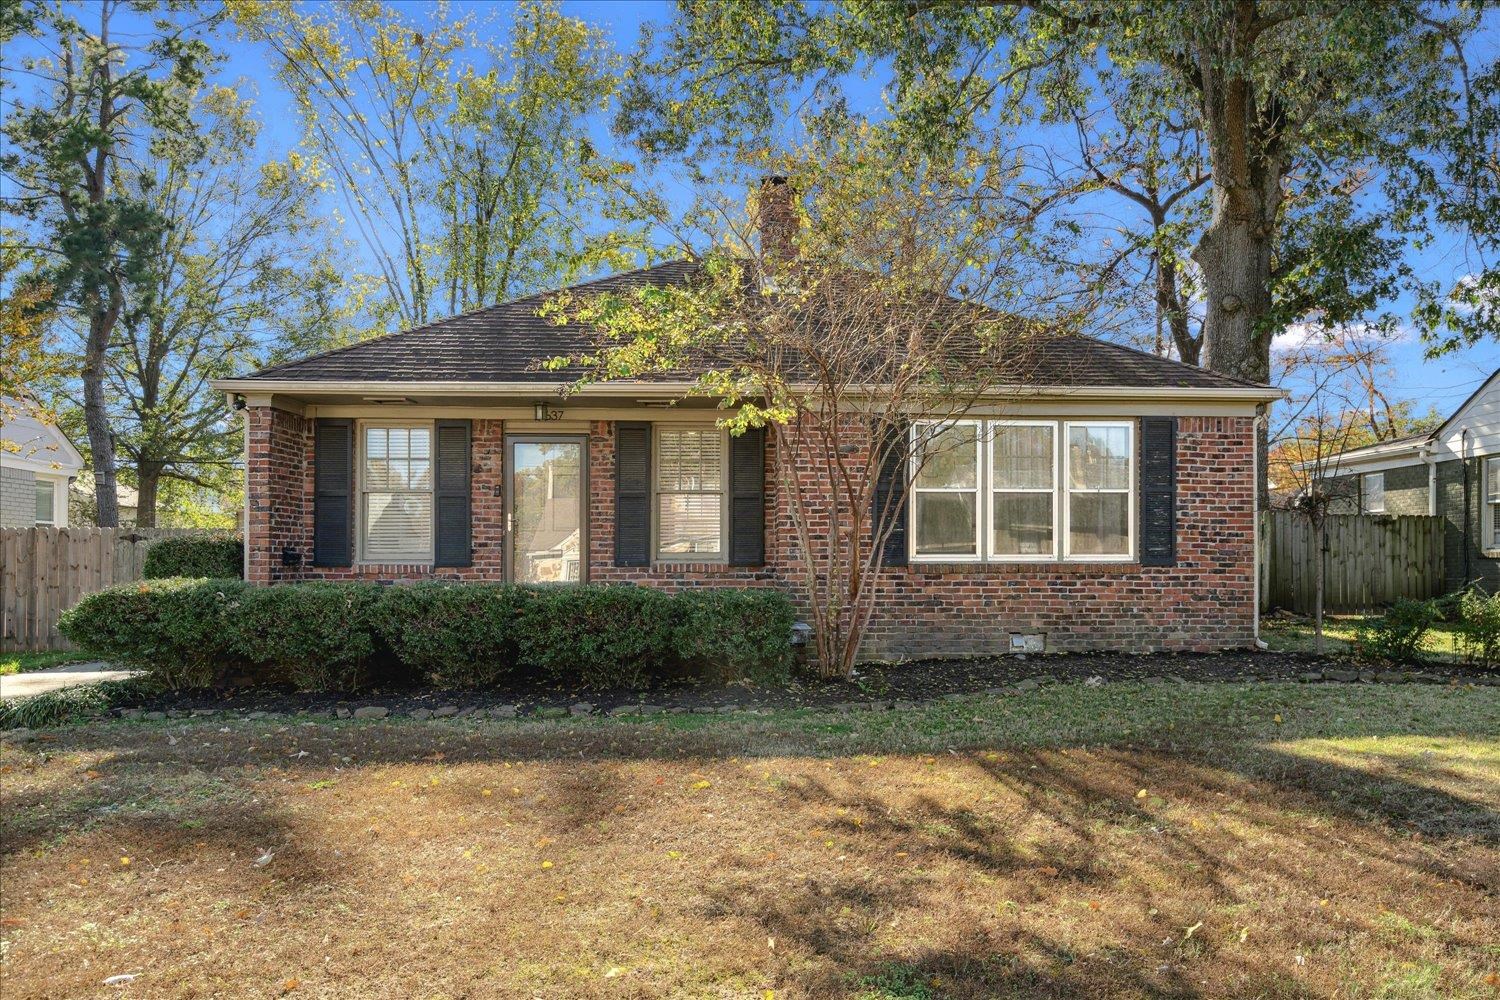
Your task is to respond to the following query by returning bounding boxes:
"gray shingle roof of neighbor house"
[231,259,1275,394]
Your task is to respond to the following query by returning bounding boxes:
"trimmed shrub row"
[59,580,797,692]
[142,536,243,580]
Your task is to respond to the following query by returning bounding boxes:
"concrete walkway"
[1,662,138,701]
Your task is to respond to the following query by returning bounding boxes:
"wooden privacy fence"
[1,527,218,652]
[1261,510,1445,614]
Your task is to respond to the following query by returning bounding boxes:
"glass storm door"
[507,437,585,583]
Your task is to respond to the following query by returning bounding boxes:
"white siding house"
[0,396,85,528]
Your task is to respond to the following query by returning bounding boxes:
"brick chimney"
[756,175,796,265]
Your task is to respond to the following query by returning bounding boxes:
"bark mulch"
[109,649,1499,722]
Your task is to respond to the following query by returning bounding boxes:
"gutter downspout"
[1462,429,1472,587]
[1426,445,1438,517]
[1253,409,1268,650]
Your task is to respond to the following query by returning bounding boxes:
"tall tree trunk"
[83,308,120,527]
[1194,204,1276,509]
[135,461,162,528]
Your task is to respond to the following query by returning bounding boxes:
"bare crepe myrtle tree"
[545,137,1085,675]
[1268,330,1400,652]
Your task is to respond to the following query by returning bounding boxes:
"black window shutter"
[1139,416,1177,566]
[615,422,651,566]
[434,419,472,567]
[312,418,353,567]
[873,421,909,567]
[729,426,766,566]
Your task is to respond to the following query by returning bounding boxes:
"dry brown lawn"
[1,682,1497,999]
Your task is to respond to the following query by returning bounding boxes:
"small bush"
[1456,588,1500,670]
[142,536,243,580]
[58,577,248,689]
[232,582,386,691]
[672,588,795,682]
[515,585,678,688]
[377,583,526,687]
[1351,598,1439,665]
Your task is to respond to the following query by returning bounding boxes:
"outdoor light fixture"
[533,401,564,421]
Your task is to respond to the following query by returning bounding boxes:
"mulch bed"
[111,650,1499,721]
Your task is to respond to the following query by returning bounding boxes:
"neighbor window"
[909,419,1134,562]
[1488,459,1500,548]
[1362,472,1386,514]
[34,480,55,526]
[655,428,725,558]
[360,423,432,561]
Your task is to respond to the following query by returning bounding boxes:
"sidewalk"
[1,662,137,700]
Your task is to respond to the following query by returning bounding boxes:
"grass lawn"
[1260,614,1464,660]
[0,651,93,677]
[2,681,1496,999]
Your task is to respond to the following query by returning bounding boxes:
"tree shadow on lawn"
[2,722,1496,999]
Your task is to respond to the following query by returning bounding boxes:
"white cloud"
[1270,320,1414,355]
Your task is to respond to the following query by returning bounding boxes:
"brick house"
[1315,368,1500,593]
[212,261,1281,661]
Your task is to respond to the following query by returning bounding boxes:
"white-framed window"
[655,427,726,559]
[1487,458,1500,549]
[1362,472,1386,514]
[1065,421,1134,559]
[908,419,1135,563]
[910,420,982,559]
[34,479,56,526]
[359,422,433,562]
[989,421,1056,559]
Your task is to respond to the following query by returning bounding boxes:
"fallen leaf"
[1183,921,1203,940]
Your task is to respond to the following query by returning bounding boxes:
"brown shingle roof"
[240,259,1267,392]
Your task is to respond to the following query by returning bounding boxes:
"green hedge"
[59,580,796,692]
[376,583,527,688]
[142,536,243,580]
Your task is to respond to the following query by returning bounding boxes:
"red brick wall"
[245,406,312,585]
[244,407,1257,656]
[859,416,1256,657]
[246,408,505,583]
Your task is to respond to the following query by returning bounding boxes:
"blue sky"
[14,0,1498,416]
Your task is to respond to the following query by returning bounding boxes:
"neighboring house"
[1315,368,1500,593]
[68,472,141,527]
[211,258,1281,660]
[0,396,85,528]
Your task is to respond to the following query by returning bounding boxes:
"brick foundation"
[244,406,1257,657]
